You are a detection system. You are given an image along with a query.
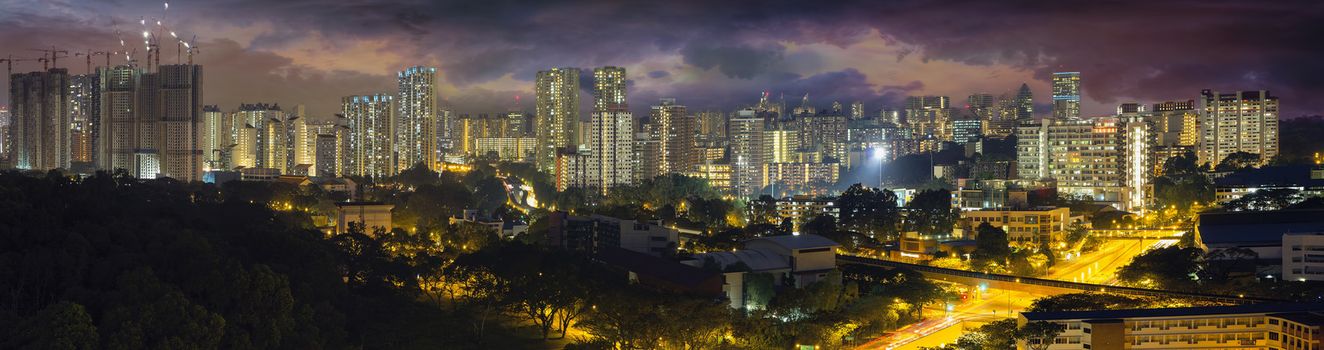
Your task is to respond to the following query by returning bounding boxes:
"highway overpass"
[838,255,1274,304]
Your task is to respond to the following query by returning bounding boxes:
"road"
[854,287,1045,349]
[850,233,1178,349]
[1046,238,1175,285]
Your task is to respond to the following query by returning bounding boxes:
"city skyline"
[2,0,1322,120]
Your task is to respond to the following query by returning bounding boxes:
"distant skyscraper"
[1015,83,1034,120]
[903,95,952,140]
[696,111,727,141]
[966,93,997,136]
[535,68,580,171]
[648,98,696,177]
[0,105,10,159]
[1051,72,1081,119]
[68,74,98,167]
[1198,90,1279,166]
[396,66,439,171]
[8,68,71,170]
[850,101,865,120]
[343,95,396,178]
[593,66,627,112]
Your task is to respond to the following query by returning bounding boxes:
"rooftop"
[1023,303,1324,321]
[1271,312,1324,326]
[1215,165,1324,188]
[1198,209,1324,245]
[597,247,720,288]
[692,249,789,272]
[747,234,840,250]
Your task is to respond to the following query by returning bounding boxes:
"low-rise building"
[745,195,839,231]
[1283,233,1324,281]
[1195,210,1324,262]
[544,212,678,256]
[961,206,1070,246]
[1018,303,1324,350]
[1214,165,1324,204]
[763,162,840,197]
[335,202,394,235]
[686,234,840,309]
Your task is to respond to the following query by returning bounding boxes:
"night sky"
[2,0,1322,120]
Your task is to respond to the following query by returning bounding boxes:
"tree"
[1116,246,1205,290]
[973,223,1011,261]
[1027,293,1152,312]
[393,162,441,188]
[3,301,99,350]
[1017,321,1064,350]
[905,189,958,236]
[1215,152,1261,172]
[749,195,781,225]
[801,214,838,237]
[837,184,900,240]
[472,177,510,215]
[101,269,227,350]
[1154,150,1214,211]
[1223,188,1303,211]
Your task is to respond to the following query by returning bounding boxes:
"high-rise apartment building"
[535,68,580,171]
[156,64,204,182]
[200,105,228,170]
[314,121,348,178]
[9,69,71,171]
[396,66,439,171]
[98,65,141,174]
[765,128,800,164]
[648,98,696,177]
[590,108,634,193]
[1017,116,1149,209]
[69,73,98,167]
[94,64,204,180]
[1052,72,1082,119]
[1198,90,1279,166]
[232,124,257,169]
[730,109,766,198]
[288,104,315,173]
[593,66,627,112]
[343,94,396,178]
[229,103,283,172]
[1152,100,1199,147]
[263,112,288,174]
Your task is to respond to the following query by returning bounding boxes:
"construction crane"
[29,47,70,70]
[184,35,200,65]
[75,50,121,74]
[1,56,51,76]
